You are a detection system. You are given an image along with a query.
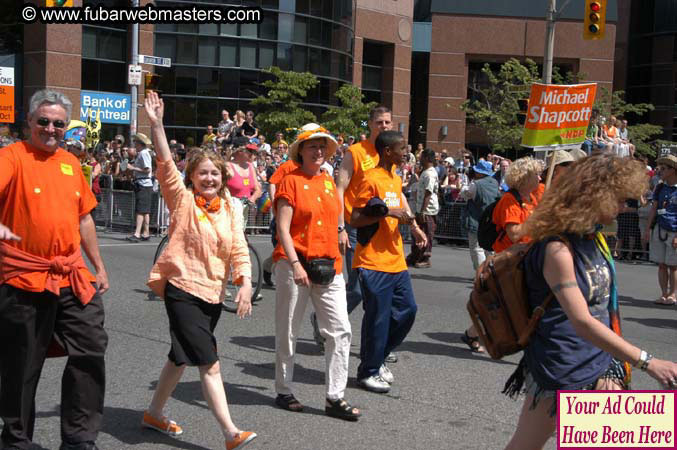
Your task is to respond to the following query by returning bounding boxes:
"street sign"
[128,64,142,86]
[660,143,677,157]
[80,90,131,125]
[138,55,171,68]
[0,67,15,123]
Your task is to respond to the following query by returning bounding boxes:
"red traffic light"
[590,2,601,12]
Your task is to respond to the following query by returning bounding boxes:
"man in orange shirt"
[336,106,392,315]
[350,131,426,393]
[0,90,109,450]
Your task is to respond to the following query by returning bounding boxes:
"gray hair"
[28,89,72,119]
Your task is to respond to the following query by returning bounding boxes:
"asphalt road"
[17,232,677,450]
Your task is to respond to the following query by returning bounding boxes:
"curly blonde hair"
[526,155,648,241]
[504,156,542,190]
[184,147,232,199]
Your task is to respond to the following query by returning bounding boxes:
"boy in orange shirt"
[350,131,427,393]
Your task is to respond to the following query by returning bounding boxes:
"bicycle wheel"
[222,243,263,313]
[153,234,169,264]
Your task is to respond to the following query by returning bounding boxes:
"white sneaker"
[357,375,391,393]
[379,364,394,384]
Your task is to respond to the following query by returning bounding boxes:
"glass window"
[320,50,330,76]
[241,23,258,38]
[98,61,126,92]
[155,67,175,95]
[81,59,98,91]
[155,23,177,32]
[310,0,322,18]
[197,99,219,127]
[220,23,238,36]
[293,16,307,43]
[175,67,197,95]
[199,23,218,35]
[161,97,175,126]
[260,12,277,40]
[278,13,293,42]
[199,37,218,66]
[296,0,309,14]
[261,0,279,8]
[82,27,97,59]
[319,78,330,104]
[239,70,259,98]
[308,19,322,46]
[259,43,275,69]
[197,68,219,96]
[329,51,339,78]
[174,98,196,126]
[308,48,321,75]
[241,42,257,69]
[220,40,238,67]
[219,69,240,98]
[277,43,292,70]
[155,34,175,60]
[176,36,197,64]
[363,66,381,90]
[322,20,332,48]
[292,46,307,72]
[339,54,348,80]
[177,24,197,33]
[98,29,125,61]
[278,0,294,13]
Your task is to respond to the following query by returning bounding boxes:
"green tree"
[250,67,319,141]
[460,58,542,153]
[593,88,662,156]
[320,84,377,137]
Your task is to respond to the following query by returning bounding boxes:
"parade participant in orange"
[350,130,427,393]
[143,91,256,450]
[0,89,109,450]
[273,124,360,421]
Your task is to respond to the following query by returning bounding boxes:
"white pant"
[468,232,486,272]
[274,259,352,400]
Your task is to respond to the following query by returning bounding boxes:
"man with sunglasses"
[0,89,109,450]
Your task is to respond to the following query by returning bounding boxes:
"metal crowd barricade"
[434,199,469,243]
[245,182,273,232]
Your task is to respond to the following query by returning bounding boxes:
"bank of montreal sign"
[80,90,131,125]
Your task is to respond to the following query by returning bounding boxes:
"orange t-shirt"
[343,140,379,224]
[0,141,97,291]
[352,166,407,273]
[269,159,299,187]
[273,168,342,273]
[491,189,540,253]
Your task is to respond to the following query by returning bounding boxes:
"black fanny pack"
[298,254,336,285]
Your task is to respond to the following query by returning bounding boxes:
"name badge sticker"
[60,163,73,176]
[384,191,400,208]
[324,180,333,190]
[658,209,667,215]
[361,157,375,171]
[243,178,250,186]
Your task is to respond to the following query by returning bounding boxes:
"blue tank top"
[524,233,612,390]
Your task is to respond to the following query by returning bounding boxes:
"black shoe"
[263,270,274,286]
[125,235,140,242]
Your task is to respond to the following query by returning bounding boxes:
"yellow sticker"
[34,187,41,194]
[324,180,333,190]
[60,163,73,176]
[361,157,375,171]
[198,213,209,223]
[384,192,401,208]
[243,178,250,186]
[75,191,80,197]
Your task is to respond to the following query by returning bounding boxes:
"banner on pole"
[521,83,596,148]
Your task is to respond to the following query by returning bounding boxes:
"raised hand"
[144,91,164,126]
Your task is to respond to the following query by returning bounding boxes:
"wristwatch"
[338,225,345,233]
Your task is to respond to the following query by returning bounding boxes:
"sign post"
[0,67,15,123]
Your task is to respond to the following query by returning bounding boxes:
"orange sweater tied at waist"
[0,242,97,304]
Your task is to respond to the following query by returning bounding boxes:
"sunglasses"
[36,117,66,129]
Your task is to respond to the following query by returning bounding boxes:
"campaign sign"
[521,83,597,148]
[0,67,15,123]
[660,144,677,158]
[80,90,131,124]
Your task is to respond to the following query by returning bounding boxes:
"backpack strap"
[516,235,571,347]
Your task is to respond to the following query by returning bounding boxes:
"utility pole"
[130,0,139,141]
[543,0,556,84]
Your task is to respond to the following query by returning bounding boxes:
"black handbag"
[298,254,336,285]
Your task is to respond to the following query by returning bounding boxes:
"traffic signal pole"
[130,0,139,141]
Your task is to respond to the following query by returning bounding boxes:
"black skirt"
[164,282,222,366]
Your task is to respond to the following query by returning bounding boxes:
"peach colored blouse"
[148,160,251,304]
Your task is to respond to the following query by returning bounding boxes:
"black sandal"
[275,394,303,412]
[325,398,361,421]
[460,331,485,353]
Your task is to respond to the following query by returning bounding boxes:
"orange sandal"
[226,431,257,450]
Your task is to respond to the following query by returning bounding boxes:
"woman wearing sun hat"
[273,123,360,421]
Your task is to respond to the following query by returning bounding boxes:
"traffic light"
[46,0,73,6]
[144,72,162,96]
[517,98,529,126]
[584,0,607,40]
